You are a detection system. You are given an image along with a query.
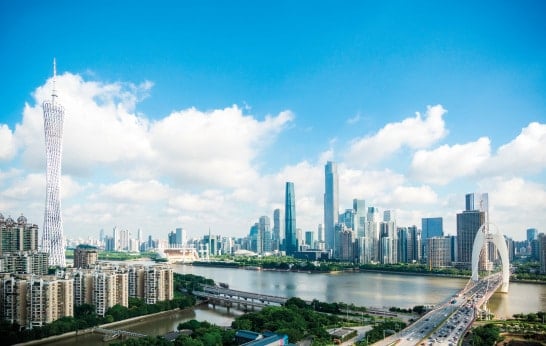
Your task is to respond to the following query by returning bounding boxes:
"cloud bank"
[0,72,544,241]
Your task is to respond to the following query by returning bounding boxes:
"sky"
[0,1,545,242]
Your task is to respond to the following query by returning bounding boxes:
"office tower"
[259,216,271,253]
[379,221,397,264]
[41,60,66,267]
[366,206,381,262]
[249,223,259,253]
[339,209,355,230]
[421,217,443,261]
[305,231,314,247]
[465,192,489,215]
[422,217,443,239]
[383,210,395,222]
[460,192,490,270]
[427,237,452,269]
[296,228,303,250]
[337,225,354,261]
[324,161,339,251]
[353,199,366,238]
[397,227,408,263]
[317,224,324,242]
[456,209,485,267]
[406,225,421,263]
[73,244,99,269]
[527,228,538,242]
[175,228,186,246]
[272,209,282,251]
[539,233,546,274]
[284,182,297,255]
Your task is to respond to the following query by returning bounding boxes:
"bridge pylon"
[471,223,509,293]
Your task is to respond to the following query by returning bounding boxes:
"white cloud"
[94,179,171,203]
[150,106,293,188]
[345,105,448,167]
[477,177,546,237]
[2,71,544,242]
[489,122,546,175]
[346,112,361,125]
[410,137,491,185]
[0,124,16,160]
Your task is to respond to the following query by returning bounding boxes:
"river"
[38,261,546,345]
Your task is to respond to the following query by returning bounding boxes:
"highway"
[375,273,502,346]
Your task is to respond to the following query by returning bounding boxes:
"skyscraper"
[422,217,443,239]
[353,199,366,238]
[284,182,297,255]
[272,208,282,251]
[457,205,486,267]
[324,161,339,251]
[41,59,66,268]
[421,217,443,261]
[259,216,271,253]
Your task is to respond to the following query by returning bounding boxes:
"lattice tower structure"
[41,59,66,267]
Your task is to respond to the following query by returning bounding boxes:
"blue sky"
[1,1,545,242]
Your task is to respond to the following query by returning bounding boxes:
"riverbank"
[192,260,472,279]
[15,304,204,346]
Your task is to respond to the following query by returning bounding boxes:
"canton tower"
[42,59,66,267]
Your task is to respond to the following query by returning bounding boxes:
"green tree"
[472,324,502,346]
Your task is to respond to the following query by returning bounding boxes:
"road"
[374,273,502,346]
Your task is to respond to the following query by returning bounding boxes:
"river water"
[38,262,546,345]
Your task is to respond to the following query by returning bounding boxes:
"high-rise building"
[305,231,314,247]
[539,233,546,274]
[176,228,186,246]
[144,265,173,304]
[527,228,538,242]
[284,182,297,255]
[324,161,339,251]
[27,276,73,329]
[366,206,381,262]
[353,199,366,238]
[456,210,485,267]
[0,214,39,254]
[317,224,324,242]
[272,209,282,251]
[339,209,355,230]
[73,245,99,269]
[92,270,128,317]
[337,225,354,261]
[428,236,452,269]
[41,60,66,268]
[422,217,443,239]
[259,216,271,253]
[421,217,443,261]
[465,193,489,215]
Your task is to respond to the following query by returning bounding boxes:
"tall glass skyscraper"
[284,182,297,255]
[272,208,281,250]
[41,59,66,267]
[324,161,339,252]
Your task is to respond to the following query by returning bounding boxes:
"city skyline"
[0,1,545,241]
